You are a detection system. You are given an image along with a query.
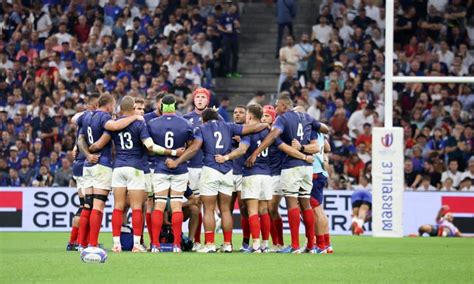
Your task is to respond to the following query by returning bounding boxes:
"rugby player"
[262,105,285,251]
[229,105,251,252]
[245,94,329,253]
[67,94,100,251]
[351,174,372,235]
[292,131,333,253]
[182,88,215,250]
[76,94,143,249]
[416,206,463,237]
[166,108,269,253]
[143,92,166,246]
[148,95,191,253]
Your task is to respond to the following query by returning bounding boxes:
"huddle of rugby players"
[66,88,334,254]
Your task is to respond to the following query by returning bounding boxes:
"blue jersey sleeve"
[186,121,194,141]
[100,113,112,129]
[77,113,84,128]
[241,135,251,146]
[139,121,150,140]
[273,116,285,133]
[194,126,203,141]
[229,122,244,136]
[310,130,317,140]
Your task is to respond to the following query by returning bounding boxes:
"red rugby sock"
[288,208,300,249]
[77,208,91,247]
[172,211,184,246]
[205,231,215,244]
[146,212,153,244]
[249,214,260,240]
[223,231,232,244]
[111,209,123,237]
[151,210,163,247]
[194,212,202,243]
[316,235,325,250]
[324,233,331,246]
[132,209,143,237]
[274,217,284,246]
[241,216,250,241]
[259,213,271,241]
[69,226,79,244]
[88,209,103,247]
[302,209,315,250]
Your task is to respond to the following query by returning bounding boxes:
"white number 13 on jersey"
[119,132,133,149]
[297,123,304,141]
[214,131,224,149]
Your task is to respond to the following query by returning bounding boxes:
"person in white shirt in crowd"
[347,103,376,139]
[441,159,463,189]
[278,35,299,93]
[336,17,354,47]
[192,33,214,61]
[30,4,52,41]
[459,178,473,192]
[307,96,327,121]
[164,14,184,37]
[364,0,381,25]
[440,177,455,192]
[164,53,183,82]
[436,41,454,67]
[416,175,438,191]
[54,23,73,45]
[295,33,313,80]
[311,16,332,46]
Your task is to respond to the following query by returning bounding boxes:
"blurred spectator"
[278,35,299,93]
[416,175,438,191]
[246,91,265,107]
[218,1,241,78]
[217,96,231,122]
[53,158,73,187]
[441,159,463,189]
[347,103,376,139]
[276,0,296,57]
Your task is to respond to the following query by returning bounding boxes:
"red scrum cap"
[263,105,276,122]
[192,87,211,103]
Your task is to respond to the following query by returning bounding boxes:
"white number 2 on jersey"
[87,127,94,144]
[165,131,174,148]
[297,123,304,141]
[118,132,133,149]
[257,140,268,157]
[214,131,224,149]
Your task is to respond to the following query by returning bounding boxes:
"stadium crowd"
[0,0,241,187]
[0,0,472,193]
[275,0,473,192]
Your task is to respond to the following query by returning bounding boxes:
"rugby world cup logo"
[381,133,393,148]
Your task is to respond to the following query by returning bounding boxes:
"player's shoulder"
[183,110,196,119]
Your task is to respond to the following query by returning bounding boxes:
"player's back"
[111,118,149,170]
[82,110,113,167]
[183,110,204,168]
[73,112,87,176]
[268,143,283,176]
[196,120,243,174]
[242,129,271,176]
[148,114,193,174]
[274,111,320,169]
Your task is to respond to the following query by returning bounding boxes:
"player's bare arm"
[89,132,112,153]
[291,138,320,154]
[104,115,143,132]
[318,123,330,134]
[241,122,270,135]
[77,135,99,164]
[166,139,203,169]
[142,137,184,157]
[278,143,314,164]
[245,128,281,167]
[215,142,250,164]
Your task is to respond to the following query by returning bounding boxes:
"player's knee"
[84,194,93,209]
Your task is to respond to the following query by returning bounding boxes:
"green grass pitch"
[0,232,473,283]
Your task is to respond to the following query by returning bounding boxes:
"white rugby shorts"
[242,174,273,200]
[270,175,282,196]
[83,164,112,191]
[188,167,202,195]
[153,172,189,193]
[111,167,146,190]
[233,174,243,192]
[199,166,233,196]
[280,166,313,198]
